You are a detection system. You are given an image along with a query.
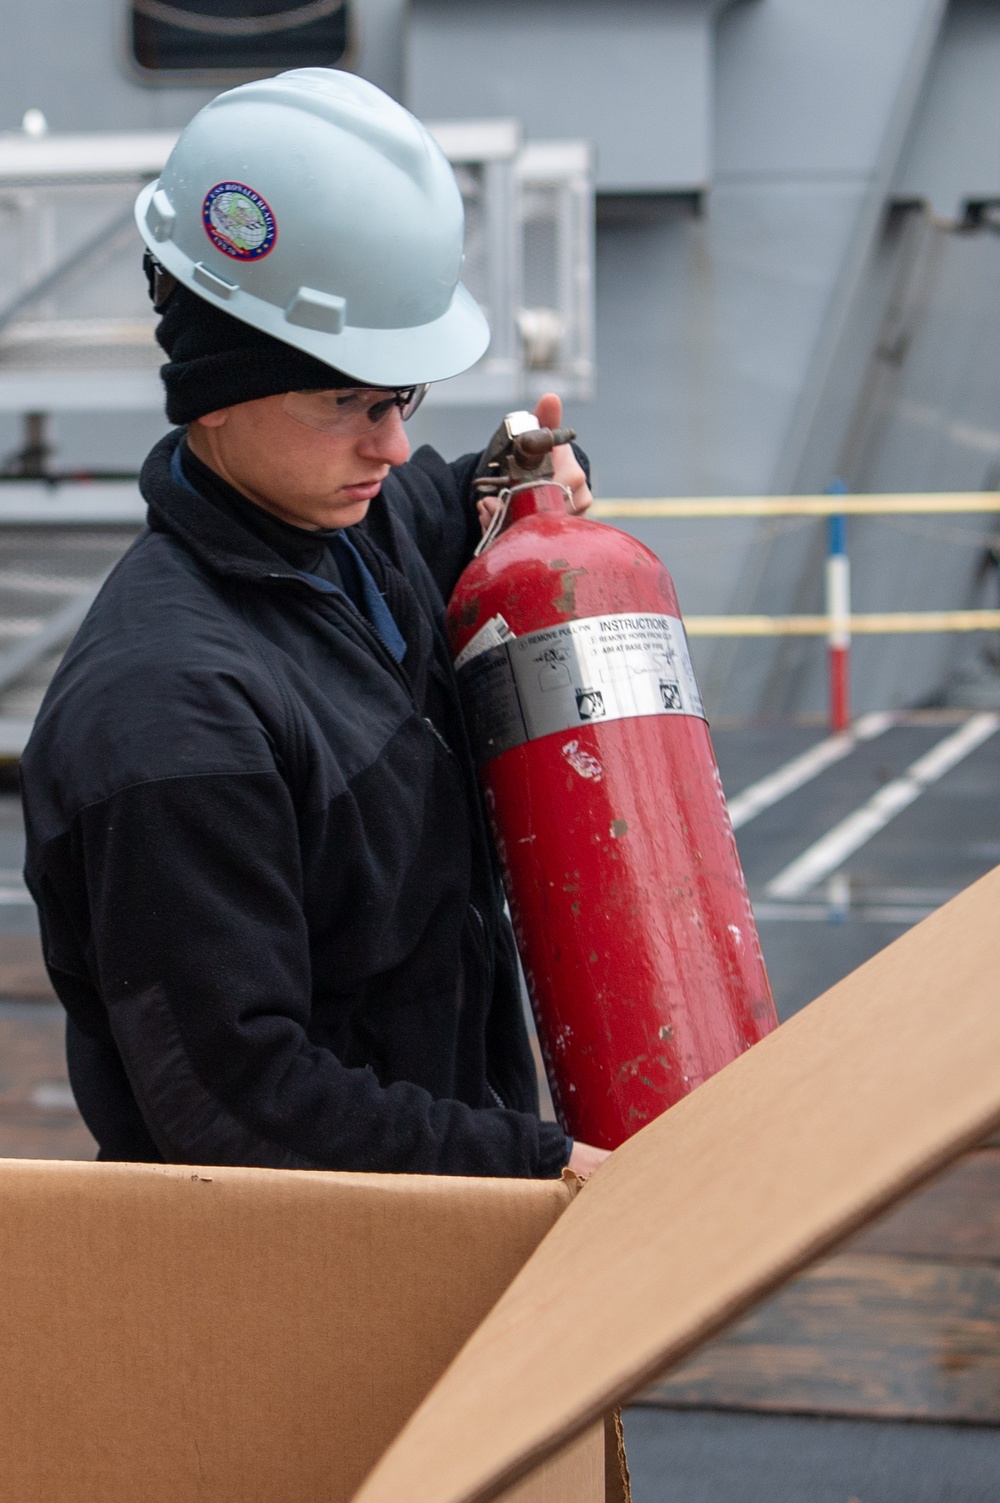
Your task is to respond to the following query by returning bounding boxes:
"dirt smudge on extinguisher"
[553,567,586,614]
[457,595,481,629]
[610,818,628,838]
[561,739,603,780]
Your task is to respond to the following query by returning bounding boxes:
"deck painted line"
[765,713,1000,899]
[844,885,962,905]
[726,712,895,831]
[0,571,98,596]
[0,619,47,638]
[0,481,146,523]
[29,1082,77,1112]
[0,887,33,905]
[0,579,105,695]
[0,869,31,905]
[0,718,33,757]
[753,902,938,925]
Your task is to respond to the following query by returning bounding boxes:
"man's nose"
[359,406,410,467]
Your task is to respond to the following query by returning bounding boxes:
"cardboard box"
[0,1160,613,1502]
[2,865,999,1503]
[354,863,1000,1503]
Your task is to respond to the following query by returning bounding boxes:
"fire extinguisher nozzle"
[515,427,577,461]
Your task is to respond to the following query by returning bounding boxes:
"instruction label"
[456,612,705,764]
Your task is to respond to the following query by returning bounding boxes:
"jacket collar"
[140,428,329,585]
[140,429,409,665]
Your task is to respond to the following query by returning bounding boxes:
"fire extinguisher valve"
[510,426,576,480]
[473,410,577,495]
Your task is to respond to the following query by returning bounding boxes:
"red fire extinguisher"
[447,414,778,1151]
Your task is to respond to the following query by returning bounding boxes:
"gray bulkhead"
[1,0,997,716]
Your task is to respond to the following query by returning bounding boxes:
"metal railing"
[0,122,594,418]
[590,493,1000,730]
[0,489,996,746]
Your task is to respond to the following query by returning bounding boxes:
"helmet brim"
[136,181,491,388]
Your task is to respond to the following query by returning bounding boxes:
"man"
[21,69,607,1178]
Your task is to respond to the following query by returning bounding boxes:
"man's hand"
[476,392,593,533]
[568,1139,611,1178]
[534,392,593,516]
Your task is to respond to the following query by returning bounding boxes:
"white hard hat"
[135,69,489,387]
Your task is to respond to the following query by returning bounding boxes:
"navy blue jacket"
[20,429,571,1177]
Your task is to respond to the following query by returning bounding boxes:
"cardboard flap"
[351,865,1000,1503]
[0,1162,574,1503]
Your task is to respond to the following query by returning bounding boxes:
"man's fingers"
[533,392,563,432]
[535,393,588,510]
[568,1140,611,1177]
[550,441,593,516]
[477,495,502,533]
[482,393,590,527]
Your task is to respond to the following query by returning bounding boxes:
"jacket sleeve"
[64,767,570,1178]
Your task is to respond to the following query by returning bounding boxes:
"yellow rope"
[592,493,1000,519]
[587,495,1000,636]
[685,611,1000,637]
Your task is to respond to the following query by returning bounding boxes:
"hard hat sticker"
[202,183,277,261]
[456,613,706,765]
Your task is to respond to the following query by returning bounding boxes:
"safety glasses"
[282,383,429,437]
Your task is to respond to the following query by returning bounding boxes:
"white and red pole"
[825,499,851,733]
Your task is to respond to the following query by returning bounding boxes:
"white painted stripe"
[0,719,32,757]
[0,618,47,637]
[726,712,894,831]
[825,554,851,647]
[844,886,961,905]
[30,1082,76,1112]
[753,902,937,925]
[765,713,1000,899]
[0,481,146,521]
[0,886,34,904]
[0,571,96,596]
[0,581,105,695]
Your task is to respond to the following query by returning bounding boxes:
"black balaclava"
[145,253,364,425]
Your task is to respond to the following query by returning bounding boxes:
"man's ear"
[192,408,230,429]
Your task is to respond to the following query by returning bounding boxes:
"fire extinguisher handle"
[474,416,579,495]
[518,426,577,453]
[509,426,578,482]
[513,427,577,462]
